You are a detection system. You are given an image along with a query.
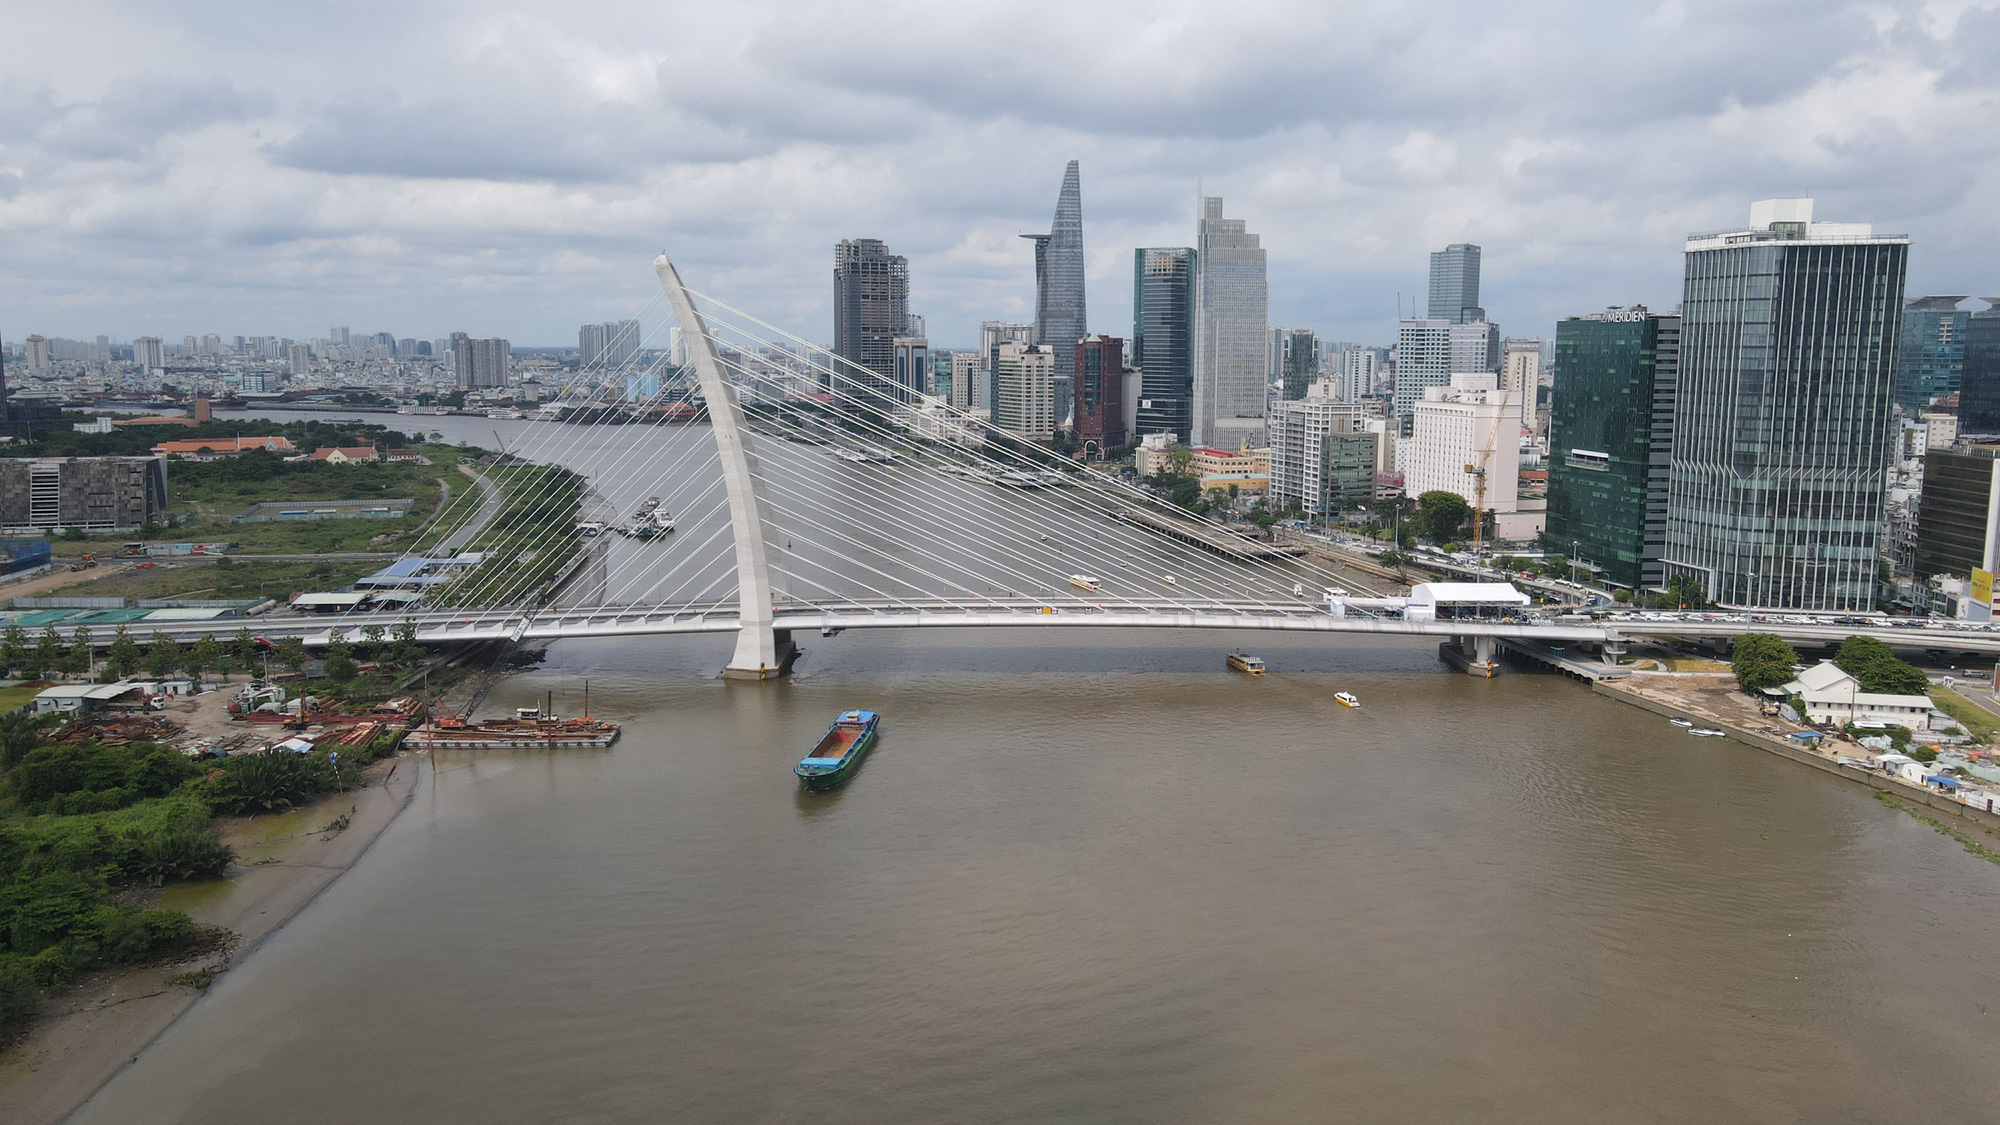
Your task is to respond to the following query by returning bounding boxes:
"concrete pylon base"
[723,630,800,680]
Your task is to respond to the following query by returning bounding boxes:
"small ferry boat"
[1226,650,1267,674]
[1069,573,1103,592]
[1335,692,1360,708]
[795,709,880,791]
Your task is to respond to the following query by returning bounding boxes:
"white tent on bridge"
[1406,582,1532,622]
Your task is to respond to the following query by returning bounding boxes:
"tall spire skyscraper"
[1024,160,1087,430]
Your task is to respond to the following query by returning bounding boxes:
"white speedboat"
[1335,692,1361,708]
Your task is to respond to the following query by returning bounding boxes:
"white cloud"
[1,0,1998,346]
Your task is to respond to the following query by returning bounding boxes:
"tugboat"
[1334,692,1361,708]
[795,709,880,791]
[1226,650,1267,674]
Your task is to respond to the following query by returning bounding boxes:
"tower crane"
[1462,374,1518,557]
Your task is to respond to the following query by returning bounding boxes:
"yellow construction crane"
[1462,375,1518,556]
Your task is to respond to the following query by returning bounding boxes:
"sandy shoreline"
[0,754,424,1124]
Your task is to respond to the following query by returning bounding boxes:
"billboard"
[1975,568,1994,608]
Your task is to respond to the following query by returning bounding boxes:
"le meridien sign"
[1587,306,1651,323]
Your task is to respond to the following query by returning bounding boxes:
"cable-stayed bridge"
[141,255,2000,671]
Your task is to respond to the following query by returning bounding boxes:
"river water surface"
[69,629,2000,1123]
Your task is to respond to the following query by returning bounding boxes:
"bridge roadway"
[108,598,2000,657]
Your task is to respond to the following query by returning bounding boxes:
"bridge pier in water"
[1440,634,1500,678]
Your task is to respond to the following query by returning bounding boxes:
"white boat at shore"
[1689,728,1726,738]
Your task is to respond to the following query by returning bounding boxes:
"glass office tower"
[1132,247,1196,440]
[1546,308,1679,590]
[1191,196,1268,449]
[1961,300,2000,437]
[1661,199,1908,611]
[1894,295,1969,414]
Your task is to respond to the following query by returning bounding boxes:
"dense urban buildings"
[1191,197,1268,449]
[452,337,511,389]
[832,238,911,404]
[1546,307,1681,590]
[1401,373,1525,517]
[1428,243,1484,324]
[1026,161,1087,428]
[1662,198,1908,611]
[1132,247,1196,440]
[1393,318,1499,422]
[1268,398,1373,515]
[579,320,641,369]
[1072,335,1127,450]
[980,321,1034,415]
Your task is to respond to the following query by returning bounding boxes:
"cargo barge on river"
[795,709,879,791]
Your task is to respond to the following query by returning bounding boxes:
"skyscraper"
[1073,335,1127,450]
[1277,329,1319,401]
[1393,319,1498,422]
[891,337,930,404]
[1025,161,1087,429]
[1662,198,1908,611]
[133,337,164,372]
[1960,299,2000,437]
[1895,295,1969,414]
[1546,307,1680,590]
[1428,244,1483,323]
[994,342,1056,441]
[981,321,1035,414]
[1192,196,1268,449]
[832,238,910,404]
[1132,247,1195,440]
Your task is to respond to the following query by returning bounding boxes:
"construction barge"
[406,693,620,750]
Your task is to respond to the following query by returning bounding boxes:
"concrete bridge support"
[655,253,797,680]
[1439,633,1500,677]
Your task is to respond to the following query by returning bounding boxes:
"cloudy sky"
[5,0,1998,349]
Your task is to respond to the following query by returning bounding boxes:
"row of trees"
[1731,633,1931,696]
[0,622,426,683]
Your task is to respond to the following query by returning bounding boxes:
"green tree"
[0,624,27,677]
[394,619,424,666]
[1731,633,1800,693]
[274,636,309,675]
[186,635,221,680]
[1413,490,1471,543]
[323,633,355,684]
[234,626,260,673]
[360,623,386,657]
[67,626,93,677]
[105,626,141,679]
[1833,636,1930,695]
[31,627,65,678]
[144,632,183,679]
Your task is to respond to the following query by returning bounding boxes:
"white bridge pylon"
[653,253,796,678]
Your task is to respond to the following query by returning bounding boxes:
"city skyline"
[5,2,1998,349]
